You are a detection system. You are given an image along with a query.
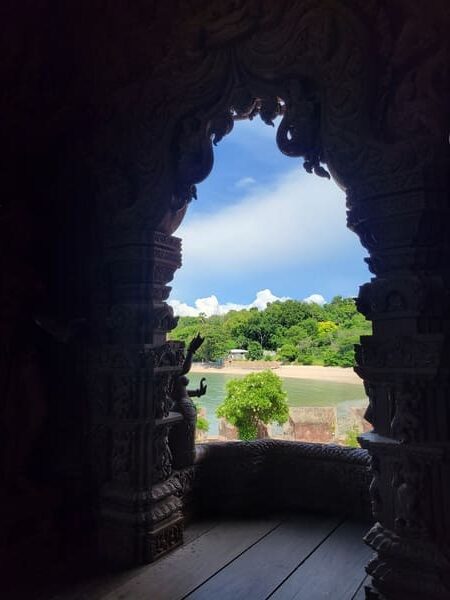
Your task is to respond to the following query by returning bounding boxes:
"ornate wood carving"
[88,231,187,565]
[2,2,450,594]
[169,334,207,470]
[73,3,450,593]
[137,5,448,597]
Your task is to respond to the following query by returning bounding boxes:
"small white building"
[228,349,248,361]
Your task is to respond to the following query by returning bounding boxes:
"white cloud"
[177,168,351,278]
[303,293,326,306]
[251,288,289,309]
[235,176,256,189]
[168,300,200,317]
[169,288,290,317]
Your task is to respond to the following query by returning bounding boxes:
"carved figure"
[393,460,427,536]
[169,334,207,469]
[390,386,421,443]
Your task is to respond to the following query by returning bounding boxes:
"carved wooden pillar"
[88,230,187,565]
[349,161,450,600]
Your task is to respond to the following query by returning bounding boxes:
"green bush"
[194,400,209,433]
[196,415,209,432]
[216,370,289,441]
[322,348,340,366]
[344,425,361,447]
[297,352,314,365]
[277,343,299,363]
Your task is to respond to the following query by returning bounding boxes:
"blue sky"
[169,117,370,316]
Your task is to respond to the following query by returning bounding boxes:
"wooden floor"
[45,514,372,600]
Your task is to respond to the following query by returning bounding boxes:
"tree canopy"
[169,296,371,367]
[216,370,289,440]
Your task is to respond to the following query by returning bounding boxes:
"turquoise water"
[188,371,367,438]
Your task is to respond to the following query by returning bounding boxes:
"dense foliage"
[169,296,371,367]
[216,371,289,440]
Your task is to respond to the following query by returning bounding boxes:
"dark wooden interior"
[39,515,372,600]
[1,2,449,599]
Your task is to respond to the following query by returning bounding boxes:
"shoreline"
[190,363,362,384]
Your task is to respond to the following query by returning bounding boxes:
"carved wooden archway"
[76,3,450,600]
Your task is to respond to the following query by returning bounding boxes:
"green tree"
[196,317,232,361]
[302,317,319,337]
[317,320,339,345]
[284,324,309,344]
[239,309,277,349]
[265,299,322,329]
[323,296,359,328]
[223,309,254,348]
[247,341,264,360]
[168,316,203,346]
[216,370,289,440]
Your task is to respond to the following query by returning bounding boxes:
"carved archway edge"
[88,0,449,242]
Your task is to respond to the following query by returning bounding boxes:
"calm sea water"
[188,371,368,437]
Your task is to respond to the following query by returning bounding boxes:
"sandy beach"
[190,363,362,384]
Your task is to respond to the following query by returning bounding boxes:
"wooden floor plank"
[185,514,341,600]
[105,518,281,600]
[270,521,372,600]
[352,577,369,600]
[183,519,218,545]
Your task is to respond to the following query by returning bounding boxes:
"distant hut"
[228,349,248,361]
